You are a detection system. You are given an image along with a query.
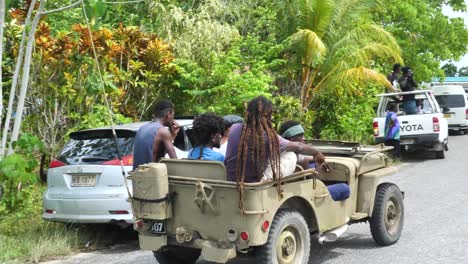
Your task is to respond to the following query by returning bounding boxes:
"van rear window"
[435,95,466,108]
[58,130,134,165]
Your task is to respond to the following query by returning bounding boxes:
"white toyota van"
[432,85,468,134]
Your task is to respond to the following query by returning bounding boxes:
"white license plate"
[444,114,452,119]
[71,175,96,187]
[151,221,166,234]
[400,139,414,145]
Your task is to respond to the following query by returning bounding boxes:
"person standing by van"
[133,100,179,170]
[384,103,401,159]
[399,67,418,114]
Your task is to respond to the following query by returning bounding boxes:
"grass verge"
[0,214,136,263]
[0,217,79,263]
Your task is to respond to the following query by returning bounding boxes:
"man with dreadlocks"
[188,113,225,161]
[225,96,327,183]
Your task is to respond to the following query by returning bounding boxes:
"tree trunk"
[0,0,6,157]
[9,0,46,154]
[0,0,38,157]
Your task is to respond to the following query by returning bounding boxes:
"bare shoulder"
[154,126,171,140]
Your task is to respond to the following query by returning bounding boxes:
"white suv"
[42,120,193,226]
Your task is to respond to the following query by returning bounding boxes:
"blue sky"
[442,1,468,68]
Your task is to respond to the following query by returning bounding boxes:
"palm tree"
[287,0,403,108]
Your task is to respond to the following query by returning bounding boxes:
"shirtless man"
[132,100,180,170]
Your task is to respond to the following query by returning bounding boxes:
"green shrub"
[272,95,315,138]
[0,134,44,215]
[313,86,381,144]
[68,104,133,132]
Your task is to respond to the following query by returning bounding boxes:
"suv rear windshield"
[435,95,466,108]
[57,130,135,165]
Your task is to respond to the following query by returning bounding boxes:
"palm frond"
[328,0,382,42]
[338,66,392,91]
[291,29,327,66]
[313,42,399,95]
[315,66,390,96]
[324,42,402,74]
[329,24,402,58]
[347,43,402,66]
[298,0,335,38]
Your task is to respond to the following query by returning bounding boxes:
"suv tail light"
[373,121,379,136]
[433,117,440,132]
[101,155,133,166]
[465,109,468,120]
[49,159,66,169]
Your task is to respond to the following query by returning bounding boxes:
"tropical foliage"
[374,0,468,81]
[283,0,403,108]
[0,0,467,261]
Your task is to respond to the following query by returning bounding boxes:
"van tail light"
[465,109,468,120]
[49,159,66,169]
[433,117,440,132]
[373,121,379,136]
[102,155,133,166]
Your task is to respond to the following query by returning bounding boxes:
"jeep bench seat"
[161,159,227,181]
[160,158,318,190]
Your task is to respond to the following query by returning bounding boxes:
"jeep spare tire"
[257,210,310,264]
[370,183,404,246]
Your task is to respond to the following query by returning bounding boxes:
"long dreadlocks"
[235,96,282,209]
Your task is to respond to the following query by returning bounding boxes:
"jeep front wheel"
[369,183,404,246]
[257,210,310,264]
[153,246,200,264]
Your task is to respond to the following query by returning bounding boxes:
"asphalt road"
[43,134,468,264]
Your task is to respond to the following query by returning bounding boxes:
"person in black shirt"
[387,63,401,92]
[398,67,418,114]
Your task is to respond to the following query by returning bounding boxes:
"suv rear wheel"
[153,246,200,264]
[257,210,310,264]
[369,183,404,246]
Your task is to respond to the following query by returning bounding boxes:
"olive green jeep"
[130,141,404,264]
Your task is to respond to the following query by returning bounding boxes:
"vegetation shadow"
[68,224,138,252]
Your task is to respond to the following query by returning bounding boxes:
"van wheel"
[153,246,200,264]
[257,210,310,264]
[370,183,404,246]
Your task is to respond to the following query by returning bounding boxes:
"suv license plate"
[71,175,96,187]
[444,114,452,119]
[151,221,166,234]
[401,139,414,145]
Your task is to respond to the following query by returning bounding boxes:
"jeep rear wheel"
[153,246,200,264]
[369,183,404,246]
[257,210,310,264]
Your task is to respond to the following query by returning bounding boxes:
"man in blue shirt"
[188,113,225,161]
